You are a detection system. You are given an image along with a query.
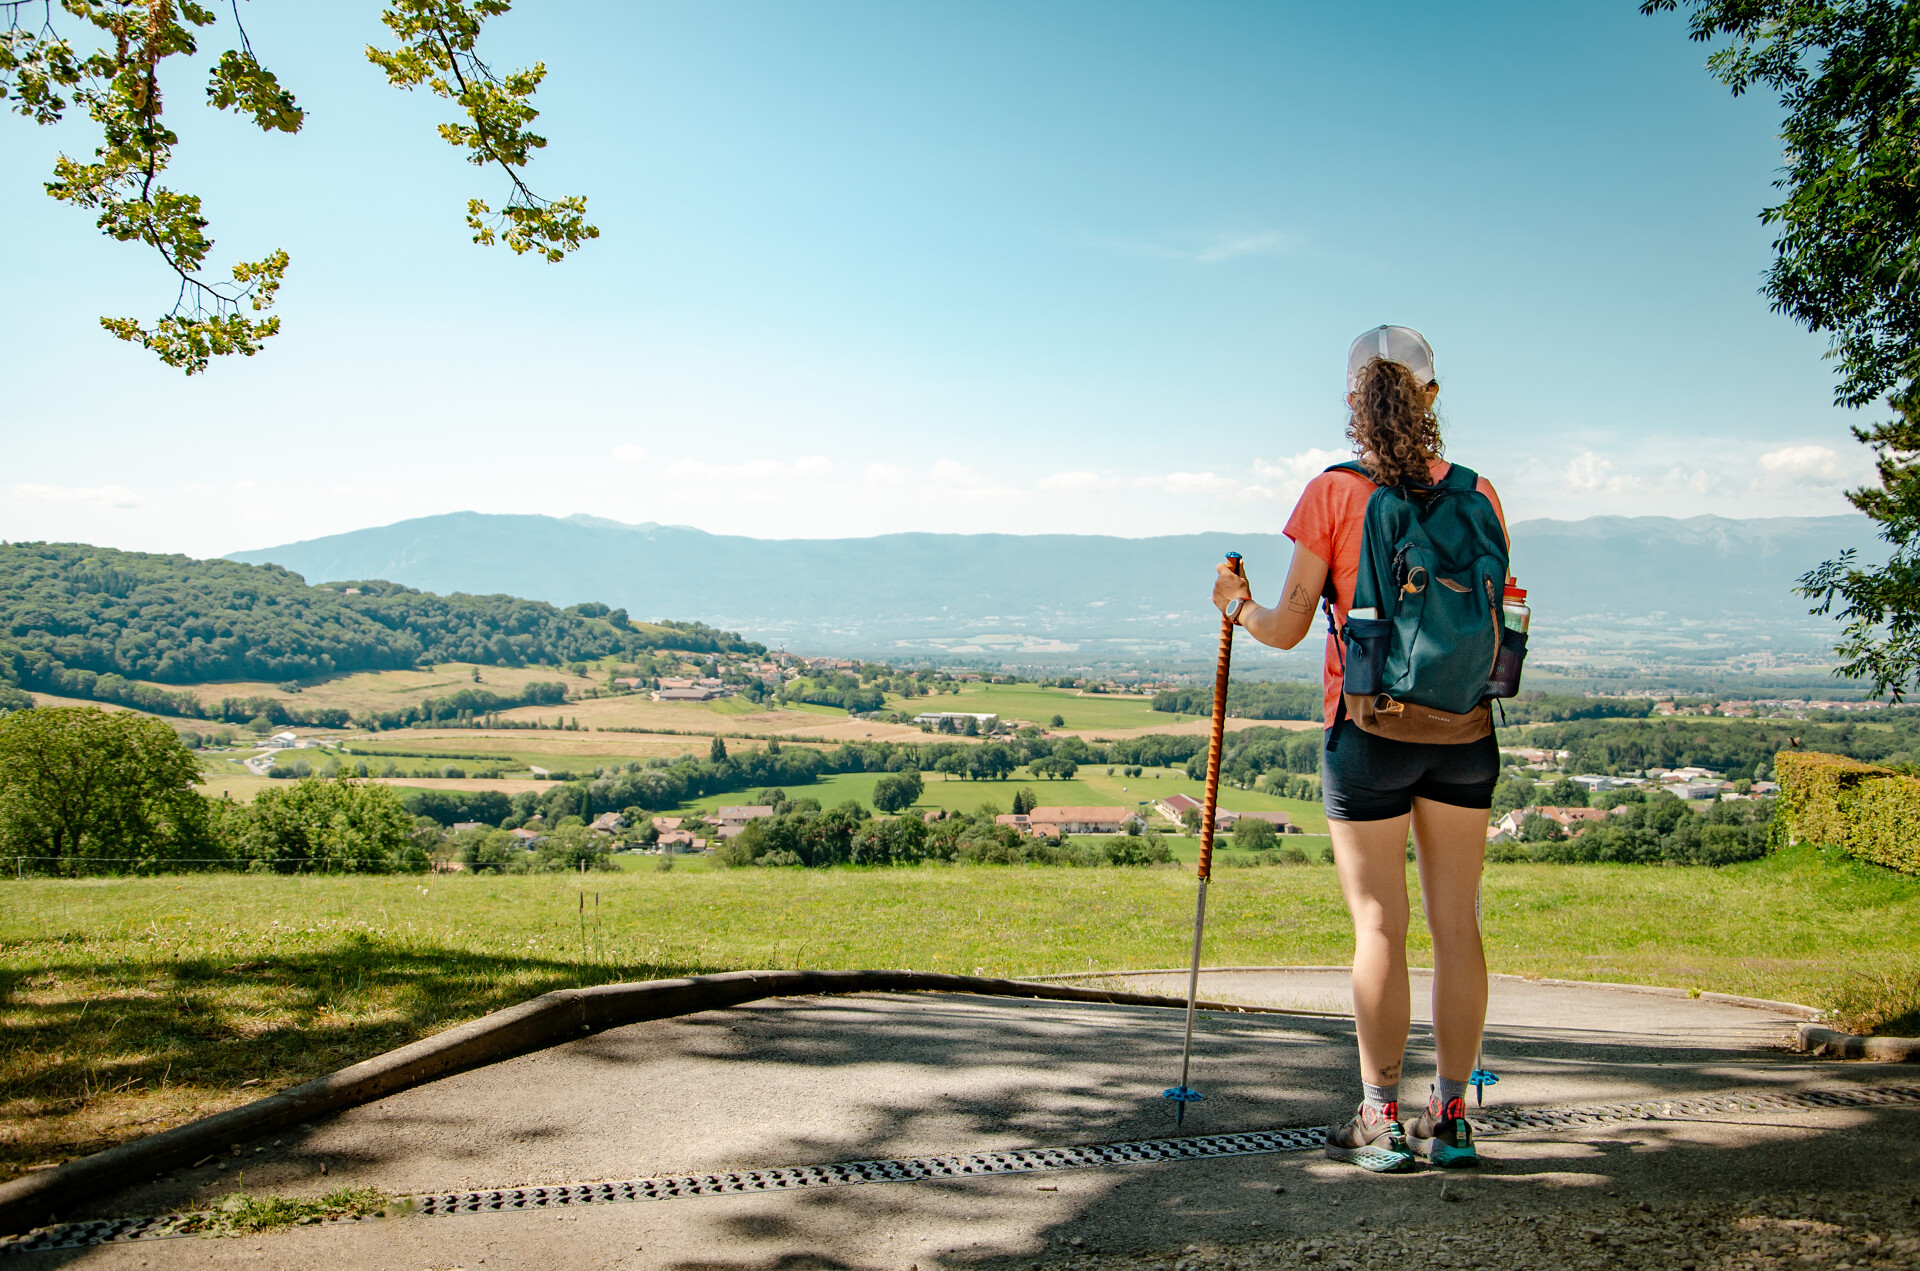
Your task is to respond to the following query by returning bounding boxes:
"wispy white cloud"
[1251,448,1351,485]
[1150,471,1243,497]
[1757,443,1857,488]
[662,456,831,482]
[1093,228,1297,264]
[1562,451,1640,494]
[13,482,139,509]
[864,463,910,488]
[610,443,648,464]
[930,458,982,487]
[1038,470,1122,494]
[918,458,1024,501]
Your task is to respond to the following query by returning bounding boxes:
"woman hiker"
[1211,325,1509,1172]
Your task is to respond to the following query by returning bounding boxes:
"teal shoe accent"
[1427,1137,1479,1168]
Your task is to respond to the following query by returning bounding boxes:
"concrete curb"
[1032,966,1824,1020]
[1796,1023,1920,1062]
[0,969,1320,1237]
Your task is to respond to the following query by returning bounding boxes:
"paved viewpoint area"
[12,971,1918,1270]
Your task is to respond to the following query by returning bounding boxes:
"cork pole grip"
[1197,552,1242,881]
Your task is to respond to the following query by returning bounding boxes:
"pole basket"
[1162,1085,1204,1124]
[1469,1068,1500,1107]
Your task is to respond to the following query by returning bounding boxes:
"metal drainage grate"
[412,1126,1329,1217]
[6,1082,1918,1256]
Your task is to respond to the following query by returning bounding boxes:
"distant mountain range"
[227,512,1887,665]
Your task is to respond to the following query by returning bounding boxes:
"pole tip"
[1225,551,1242,562]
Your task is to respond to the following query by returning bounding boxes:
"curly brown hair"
[1346,357,1442,488]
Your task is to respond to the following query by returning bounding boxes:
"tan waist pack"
[1343,692,1492,745]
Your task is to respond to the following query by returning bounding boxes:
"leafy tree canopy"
[0,704,212,870]
[0,0,595,373]
[1648,1,1920,698]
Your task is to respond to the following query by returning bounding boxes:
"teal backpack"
[1324,461,1521,744]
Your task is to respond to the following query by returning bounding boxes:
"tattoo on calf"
[1285,583,1313,614]
[1380,1063,1402,1082]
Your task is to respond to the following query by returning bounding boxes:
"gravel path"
[1047,1187,1920,1271]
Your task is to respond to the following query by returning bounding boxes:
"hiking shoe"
[1407,1095,1479,1167]
[1324,1101,1415,1173]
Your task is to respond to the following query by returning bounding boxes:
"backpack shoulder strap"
[1323,460,1375,482]
[1441,462,1480,491]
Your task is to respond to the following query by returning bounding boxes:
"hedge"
[1776,749,1920,876]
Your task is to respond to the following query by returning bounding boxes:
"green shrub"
[1778,749,1920,876]
[246,777,417,872]
[1103,832,1173,866]
[1232,818,1278,850]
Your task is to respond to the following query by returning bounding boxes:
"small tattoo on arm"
[1285,583,1313,614]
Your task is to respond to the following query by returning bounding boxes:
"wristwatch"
[1225,598,1247,624]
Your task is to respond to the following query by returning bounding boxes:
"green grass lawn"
[3,841,1915,1181]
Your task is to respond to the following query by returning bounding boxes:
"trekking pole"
[1470,881,1499,1106]
[1164,551,1242,1125]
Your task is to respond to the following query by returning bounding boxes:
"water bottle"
[1502,584,1530,633]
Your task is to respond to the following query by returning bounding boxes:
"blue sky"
[0,0,1875,558]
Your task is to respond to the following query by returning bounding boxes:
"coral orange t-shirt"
[1283,461,1508,729]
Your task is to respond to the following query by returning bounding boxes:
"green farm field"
[3,841,1915,1180]
[898,682,1166,731]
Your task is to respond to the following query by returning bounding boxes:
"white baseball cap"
[1347,325,1436,392]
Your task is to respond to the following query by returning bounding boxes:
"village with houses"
[1488,745,1778,845]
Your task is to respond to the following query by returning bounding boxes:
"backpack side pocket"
[1484,625,1527,700]
[1342,616,1393,697]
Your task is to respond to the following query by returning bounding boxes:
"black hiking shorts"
[1320,720,1500,823]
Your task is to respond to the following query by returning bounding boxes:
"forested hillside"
[0,543,762,700]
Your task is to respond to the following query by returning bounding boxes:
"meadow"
[3,840,1915,1181]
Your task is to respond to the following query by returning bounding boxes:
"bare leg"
[1329,813,1413,1094]
[1411,797,1489,1084]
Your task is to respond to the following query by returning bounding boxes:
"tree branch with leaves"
[1647,0,1920,699]
[0,0,595,375]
